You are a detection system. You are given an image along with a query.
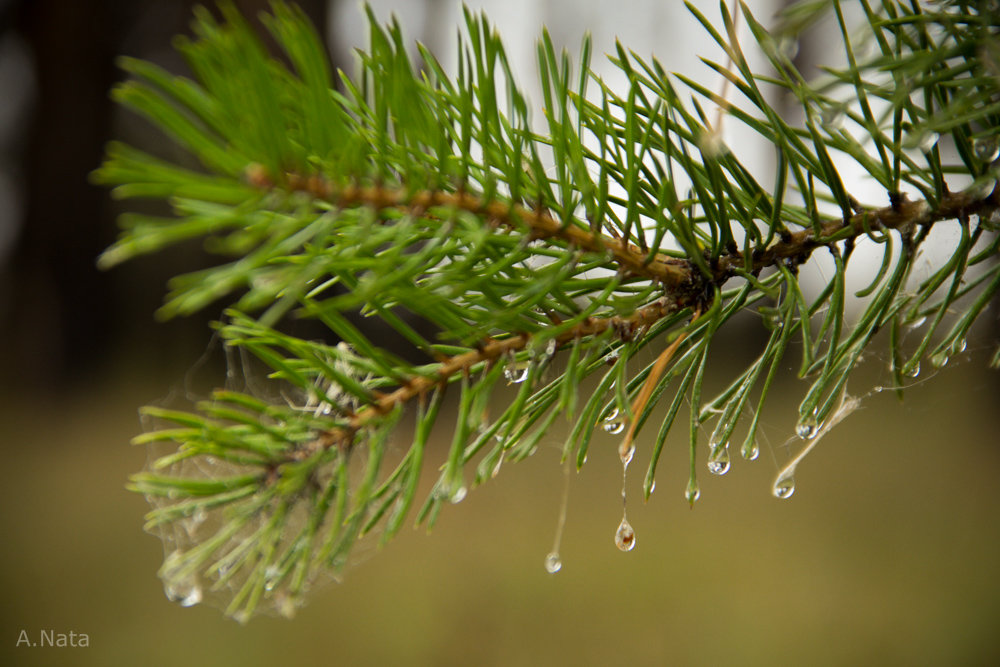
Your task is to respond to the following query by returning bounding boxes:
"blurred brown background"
[1,1,999,665]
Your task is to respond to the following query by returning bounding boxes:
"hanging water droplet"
[741,440,760,461]
[614,517,636,552]
[544,552,562,574]
[758,306,783,331]
[449,483,468,504]
[904,361,921,378]
[953,339,968,354]
[603,419,625,435]
[772,472,796,499]
[707,446,731,475]
[504,362,529,384]
[795,417,819,440]
[685,479,701,506]
[604,406,620,422]
[930,350,949,368]
[262,564,281,592]
[490,456,503,479]
[973,136,1000,162]
[648,480,656,494]
[545,339,557,357]
[165,579,203,608]
[907,315,927,330]
[619,442,635,467]
[179,586,201,607]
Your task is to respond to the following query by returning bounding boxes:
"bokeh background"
[1,1,999,665]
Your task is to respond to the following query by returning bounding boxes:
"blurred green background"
[1,1,999,665]
[2,353,999,666]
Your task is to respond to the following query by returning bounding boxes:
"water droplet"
[758,306,783,331]
[614,517,636,552]
[685,479,700,506]
[263,565,280,591]
[953,339,967,354]
[931,351,949,368]
[795,418,819,440]
[741,440,760,461]
[772,473,796,499]
[707,446,730,475]
[504,363,529,384]
[545,339,557,357]
[907,315,927,330]
[619,442,635,467]
[904,361,921,378]
[449,484,468,504]
[605,349,620,365]
[778,36,800,60]
[647,480,656,494]
[603,406,620,422]
[603,420,625,435]
[973,136,999,162]
[165,580,203,607]
[544,552,562,574]
[490,456,503,479]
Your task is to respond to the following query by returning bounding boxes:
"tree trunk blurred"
[4,0,329,389]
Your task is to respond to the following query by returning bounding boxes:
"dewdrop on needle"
[706,445,730,475]
[504,359,529,384]
[772,472,796,499]
[603,409,625,434]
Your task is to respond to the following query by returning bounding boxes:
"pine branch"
[269,172,999,458]
[96,0,1000,621]
[277,165,1000,295]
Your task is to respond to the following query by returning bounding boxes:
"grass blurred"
[2,352,999,666]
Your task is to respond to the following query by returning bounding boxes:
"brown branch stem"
[618,307,701,463]
[264,171,998,455]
